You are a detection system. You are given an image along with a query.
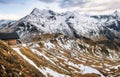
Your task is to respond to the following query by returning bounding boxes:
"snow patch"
[44,41,55,49]
[67,62,104,77]
[44,67,70,77]
[31,48,56,65]
[13,48,47,76]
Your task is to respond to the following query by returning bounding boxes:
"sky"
[0,0,120,20]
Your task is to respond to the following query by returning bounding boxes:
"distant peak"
[33,8,40,11]
[113,10,120,17]
[31,8,41,14]
[114,10,118,14]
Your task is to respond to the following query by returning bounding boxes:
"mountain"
[12,33,120,77]
[6,8,120,44]
[1,8,120,77]
[0,20,15,29]
[0,20,16,32]
[12,8,100,38]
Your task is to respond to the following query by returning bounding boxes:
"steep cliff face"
[0,40,44,77]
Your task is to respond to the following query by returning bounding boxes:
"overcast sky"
[0,0,120,20]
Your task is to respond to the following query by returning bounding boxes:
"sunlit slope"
[13,34,120,77]
[0,40,44,77]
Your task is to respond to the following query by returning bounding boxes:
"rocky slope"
[0,40,44,77]
[12,33,120,77]
[0,34,120,76]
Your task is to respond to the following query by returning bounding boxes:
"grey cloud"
[38,0,56,3]
[0,0,25,5]
[88,1,120,12]
[37,0,89,8]
[37,0,120,12]
[103,2,120,11]
[60,0,89,8]
[0,0,12,4]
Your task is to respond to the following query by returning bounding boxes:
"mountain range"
[0,8,120,77]
[0,9,120,39]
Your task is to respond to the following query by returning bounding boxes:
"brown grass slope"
[28,34,120,77]
[0,40,44,77]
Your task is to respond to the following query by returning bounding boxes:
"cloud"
[1,0,120,20]
[38,0,56,3]
[0,13,21,20]
[37,0,120,11]
[37,0,89,8]
[60,0,89,8]
[100,0,120,11]
[84,0,120,14]
[0,0,12,4]
[0,0,25,4]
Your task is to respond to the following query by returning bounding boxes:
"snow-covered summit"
[13,8,99,37]
[30,8,56,16]
[6,8,120,42]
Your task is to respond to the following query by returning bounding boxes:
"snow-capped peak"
[30,8,57,16]
[112,10,120,17]
[6,8,120,42]
[30,8,42,15]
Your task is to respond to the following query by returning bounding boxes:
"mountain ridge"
[1,8,120,40]
[10,8,120,45]
[1,8,120,77]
